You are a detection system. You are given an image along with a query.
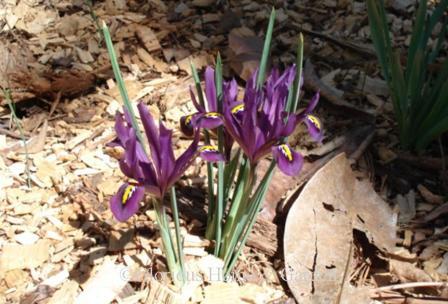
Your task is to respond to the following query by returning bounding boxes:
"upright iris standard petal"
[159,122,176,183]
[204,67,217,112]
[110,183,145,222]
[138,103,162,173]
[272,144,304,176]
[199,145,225,162]
[304,114,323,142]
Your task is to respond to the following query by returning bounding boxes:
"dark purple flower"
[221,66,322,176]
[109,103,199,221]
[179,67,239,160]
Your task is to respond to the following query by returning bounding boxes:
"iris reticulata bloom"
[181,65,323,177]
[109,102,200,221]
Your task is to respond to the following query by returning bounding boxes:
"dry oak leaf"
[284,153,396,303]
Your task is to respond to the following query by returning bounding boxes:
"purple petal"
[199,145,225,162]
[205,67,217,112]
[139,162,162,198]
[224,78,238,103]
[304,114,323,142]
[272,144,303,176]
[168,130,200,187]
[108,111,131,148]
[137,102,161,173]
[190,86,205,113]
[197,112,223,129]
[159,121,176,183]
[120,132,147,180]
[180,114,195,137]
[304,92,320,114]
[280,113,299,137]
[110,183,145,222]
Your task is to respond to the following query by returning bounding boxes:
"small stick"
[0,127,23,139]
[374,282,448,292]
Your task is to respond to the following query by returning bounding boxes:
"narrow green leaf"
[191,62,207,108]
[223,149,241,199]
[224,160,276,275]
[416,114,448,152]
[366,0,392,83]
[428,19,448,64]
[417,77,448,139]
[256,8,276,89]
[405,0,427,82]
[290,33,304,114]
[102,21,146,149]
[169,187,185,285]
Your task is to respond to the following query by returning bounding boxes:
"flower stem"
[224,160,276,275]
[169,187,185,285]
[153,198,182,288]
[220,160,256,259]
[214,160,225,255]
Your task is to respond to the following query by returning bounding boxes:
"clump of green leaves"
[367,0,448,151]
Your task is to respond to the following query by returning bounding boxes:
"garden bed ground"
[0,0,447,303]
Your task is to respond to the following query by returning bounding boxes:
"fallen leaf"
[284,153,396,303]
[228,27,263,81]
[390,259,433,283]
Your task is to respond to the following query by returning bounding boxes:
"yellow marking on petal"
[122,185,136,205]
[199,145,219,153]
[184,114,193,126]
[204,112,221,118]
[231,104,244,114]
[307,114,321,130]
[279,144,293,162]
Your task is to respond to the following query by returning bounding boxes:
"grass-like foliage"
[367,0,448,151]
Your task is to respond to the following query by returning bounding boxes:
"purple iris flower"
[221,66,323,176]
[109,102,200,222]
[180,67,238,160]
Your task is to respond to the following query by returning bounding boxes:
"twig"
[374,282,448,292]
[292,25,377,58]
[0,127,23,139]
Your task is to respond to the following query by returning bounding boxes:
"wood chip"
[0,240,50,271]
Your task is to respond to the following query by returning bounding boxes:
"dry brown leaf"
[18,119,48,154]
[228,27,263,81]
[284,153,396,303]
[390,259,433,283]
